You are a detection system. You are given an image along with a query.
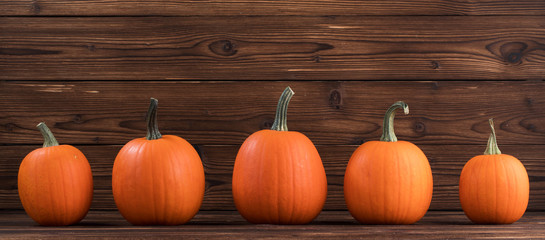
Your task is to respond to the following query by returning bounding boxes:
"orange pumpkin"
[344,101,433,224]
[18,122,93,226]
[112,98,205,225]
[232,87,327,224]
[459,119,529,224]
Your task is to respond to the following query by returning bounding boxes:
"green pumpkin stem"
[484,118,502,155]
[146,98,162,140]
[380,101,409,142]
[37,122,59,148]
[271,87,294,131]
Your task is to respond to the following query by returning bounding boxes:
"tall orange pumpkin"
[344,101,433,224]
[459,119,529,224]
[232,87,327,224]
[112,98,205,225]
[18,122,93,226]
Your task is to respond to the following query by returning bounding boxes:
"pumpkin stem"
[146,98,162,140]
[484,118,502,155]
[380,101,409,142]
[271,86,294,131]
[37,122,59,148]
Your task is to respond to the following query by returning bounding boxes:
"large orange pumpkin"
[18,122,93,226]
[112,98,205,225]
[232,87,327,224]
[459,119,529,224]
[344,101,433,224]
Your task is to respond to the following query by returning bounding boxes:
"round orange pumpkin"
[344,101,433,224]
[18,122,93,226]
[232,87,327,224]
[459,119,529,224]
[112,98,205,225]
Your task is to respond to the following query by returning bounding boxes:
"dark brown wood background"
[1,1,544,214]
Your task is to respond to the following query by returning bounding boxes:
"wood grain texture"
[1,16,545,80]
[2,0,545,16]
[2,211,545,239]
[1,81,544,146]
[2,144,544,211]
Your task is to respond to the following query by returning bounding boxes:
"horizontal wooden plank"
[2,0,545,16]
[1,16,544,80]
[2,144,544,211]
[1,211,545,239]
[1,81,544,145]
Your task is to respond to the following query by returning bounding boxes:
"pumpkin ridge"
[136,140,149,224]
[58,153,68,225]
[492,155,498,222]
[51,148,64,225]
[513,159,521,223]
[165,138,184,225]
[259,133,270,223]
[148,141,158,223]
[249,132,266,223]
[476,156,488,223]
[397,144,408,223]
[156,140,167,223]
[367,142,379,222]
[165,138,179,223]
[45,149,57,224]
[499,156,511,223]
[274,134,280,223]
[380,143,387,223]
[509,156,521,222]
[288,138,296,223]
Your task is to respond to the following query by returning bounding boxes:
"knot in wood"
[209,40,238,56]
[352,138,365,145]
[500,42,527,64]
[414,121,426,133]
[73,114,83,124]
[329,90,342,109]
[31,0,41,14]
[526,97,534,107]
[223,41,233,52]
[260,118,274,129]
[87,45,96,52]
[430,61,440,69]
[4,123,15,132]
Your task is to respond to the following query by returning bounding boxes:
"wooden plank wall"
[1,1,544,212]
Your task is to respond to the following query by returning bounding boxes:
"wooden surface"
[1,81,544,211]
[1,210,545,239]
[2,0,545,237]
[1,16,545,80]
[2,0,545,16]
[2,81,544,145]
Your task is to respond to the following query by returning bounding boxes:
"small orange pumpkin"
[459,119,529,224]
[344,101,433,224]
[232,87,327,224]
[18,122,93,226]
[112,98,205,225]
